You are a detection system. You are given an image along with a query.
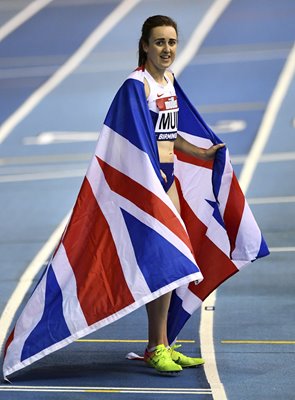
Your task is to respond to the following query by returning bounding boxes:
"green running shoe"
[144,344,182,375]
[170,344,205,368]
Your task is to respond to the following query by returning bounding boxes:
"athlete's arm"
[175,135,225,161]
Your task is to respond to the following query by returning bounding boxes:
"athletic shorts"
[160,162,174,192]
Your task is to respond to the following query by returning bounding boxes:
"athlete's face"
[143,26,178,72]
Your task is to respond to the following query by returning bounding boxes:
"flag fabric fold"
[3,68,269,379]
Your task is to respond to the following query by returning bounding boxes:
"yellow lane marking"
[222,340,295,345]
[76,339,195,343]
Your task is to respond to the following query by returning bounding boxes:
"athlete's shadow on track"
[4,350,172,384]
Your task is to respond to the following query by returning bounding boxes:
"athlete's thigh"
[167,181,180,214]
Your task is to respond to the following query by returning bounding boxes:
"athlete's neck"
[144,62,167,85]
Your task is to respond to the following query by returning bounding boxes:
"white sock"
[147,343,171,352]
[147,345,158,352]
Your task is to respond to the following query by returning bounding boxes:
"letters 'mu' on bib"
[155,96,179,141]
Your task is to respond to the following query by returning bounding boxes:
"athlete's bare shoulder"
[165,70,174,84]
[144,77,150,98]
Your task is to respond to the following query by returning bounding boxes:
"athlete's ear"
[142,40,149,53]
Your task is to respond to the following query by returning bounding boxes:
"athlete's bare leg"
[166,180,180,214]
[146,292,172,348]
[146,181,180,349]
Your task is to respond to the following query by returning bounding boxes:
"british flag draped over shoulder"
[3,68,269,379]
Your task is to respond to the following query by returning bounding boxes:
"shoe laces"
[170,344,182,353]
[154,345,169,358]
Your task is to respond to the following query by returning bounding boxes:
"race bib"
[155,96,179,137]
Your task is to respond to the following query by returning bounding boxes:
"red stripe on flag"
[175,178,207,258]
[4,328,15,358]
[175,150,213,169]
[63,178,134,325]
[189,235,238,301]
[96,157,194,254]
[176,178,238,301]
[223,173,245,256]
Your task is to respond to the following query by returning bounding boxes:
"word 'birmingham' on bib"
[155,96,179,134]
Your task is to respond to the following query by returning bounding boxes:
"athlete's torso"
[144,69,179,142]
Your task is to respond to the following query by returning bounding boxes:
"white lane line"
[199,101,266,113]
[259,151,295,163]
[199,23,295,400]
[1,392,211,395]
[230,155,248,164]
[0,163,85,175]
[23,131,99,145]
[239,42,295,194]
[247,195,295,205]
[2,149,294,168]
[0,0,54,42]
[0,54,66,68]
[269,247,295,253]
[199,42,292,53]
[188,1,233,398]
[191,47,289,65]
[0,385,212,394]
[178,2,233,398]
[200,41,295,400]
[173,0,232,76]
[231,151,295,165]
[0,169,86,183]
[0,212,70,356]
[0,65,60,79]
[0,154,91,166]
[0,385,209,390]
[0,0,141,144]
[210,119,246,134]
[200,292,227,400]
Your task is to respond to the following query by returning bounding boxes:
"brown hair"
[138,15,178,67]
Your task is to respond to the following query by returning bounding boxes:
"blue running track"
[0,1,294,399]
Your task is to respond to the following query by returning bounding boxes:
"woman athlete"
[139,15,225,374]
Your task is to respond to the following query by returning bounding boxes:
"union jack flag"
[3,68,269,379]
